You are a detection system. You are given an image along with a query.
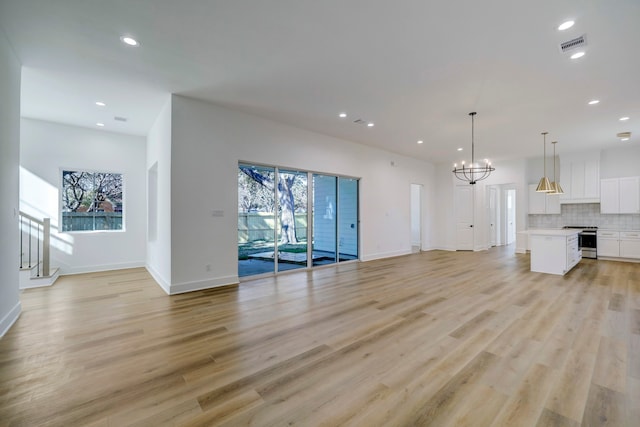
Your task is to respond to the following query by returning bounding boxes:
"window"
[61,170,123,231]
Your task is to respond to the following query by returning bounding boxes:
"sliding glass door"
[238,164,276,277]
[277,169,308,272]
[312,174,337,266]
[338,177,359,261]
[238,163,358,277]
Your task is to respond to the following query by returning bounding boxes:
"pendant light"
[452,112,495,184]
[549,141,564,195]
[535,132,553,192]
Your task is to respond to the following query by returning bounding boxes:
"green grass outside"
[238,240,308,260]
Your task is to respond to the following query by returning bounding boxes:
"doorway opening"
[486,184,517,248]
[410,184,422,253]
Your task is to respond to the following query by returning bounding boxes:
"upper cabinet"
[601,176,640,214]
[528,184,561,214]
[559,157,600,204]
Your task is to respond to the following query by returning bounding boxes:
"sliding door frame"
[238,161,360,279]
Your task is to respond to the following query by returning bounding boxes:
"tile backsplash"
[528,203,640,230]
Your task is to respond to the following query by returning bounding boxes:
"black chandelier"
[452,112,495,184]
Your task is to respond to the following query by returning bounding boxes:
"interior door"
[410,184,422,253]
[456,185,474,251]
[506,189,516,245]
[488,186,497,247]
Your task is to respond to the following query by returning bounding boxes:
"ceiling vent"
[353,119,367,125]
[617,132,631,139]
[114,116,128,122]
[559,34,587,53]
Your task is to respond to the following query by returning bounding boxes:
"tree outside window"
[61,170,123,231]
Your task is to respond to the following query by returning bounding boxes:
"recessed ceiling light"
[367,122,374,127]
[570,51,585,59]
[95,101,106,107]
[417,140,424,144]
[339,112,347,118]
[457,148,463,151]
[588,99,600,105]
[120,35,139,47]
[558,20,575,31]
[96,122,105,127]
[619,116,630,121]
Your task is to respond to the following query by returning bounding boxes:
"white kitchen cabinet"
[619,177,640,214]
[529,229,581,275]
[600,176,640,214]
[600,179,619,214]
[559,158,600,204]
[620,231,640,259]
[528,184,561,214]
[597,230,620,257]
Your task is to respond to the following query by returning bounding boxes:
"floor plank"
[0,249,639,426]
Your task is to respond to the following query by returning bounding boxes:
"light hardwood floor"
[1,247,639,426]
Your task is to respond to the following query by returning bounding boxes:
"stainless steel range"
[563,226,597,259]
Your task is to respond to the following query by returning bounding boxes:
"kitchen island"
[528,229,581,275]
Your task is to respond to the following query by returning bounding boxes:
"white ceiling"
[1,0,639,164]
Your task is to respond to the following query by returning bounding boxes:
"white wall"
[168,95,436,293]
[435,157,528,252]
[0,29,22,336]
[20,119,146,275]
[146,97,172,292]
[433,163,456,250]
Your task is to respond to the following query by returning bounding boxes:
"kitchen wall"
[529,203,640,230]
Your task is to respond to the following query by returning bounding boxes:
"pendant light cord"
[542,132,548,177]
[470,112,476,168]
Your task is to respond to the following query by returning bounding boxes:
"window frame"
[59,167,126,233]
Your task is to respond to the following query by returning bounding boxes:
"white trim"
[0,301,22,338]
[20,267,60,289]
[146,264,171,295]
[61,261,145,275]
[169,276,239,295]
[361,249,411,262]
[596,256,640,263]
[429,246,457,252]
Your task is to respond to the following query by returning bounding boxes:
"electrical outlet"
[205,264,211,272]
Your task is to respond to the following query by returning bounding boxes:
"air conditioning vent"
[560,34,587,53]
[114,116,128,122]
[353,119,366,125]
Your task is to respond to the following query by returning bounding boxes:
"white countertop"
[527,229,580,237]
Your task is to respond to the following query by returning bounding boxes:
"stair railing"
[19,212,50,277]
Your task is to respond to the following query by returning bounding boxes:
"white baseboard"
[430,246,457,251]
[169,275,239,295]
[61,261,145,275]
[20,267,60,289]
[0,301,22,338]
[361,249,411,262]
[146,264,171,295]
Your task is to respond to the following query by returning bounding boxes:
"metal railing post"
[20,216,23,268]
[36,223,40,277]
[43,218,50,276]
[28,219,32,268]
